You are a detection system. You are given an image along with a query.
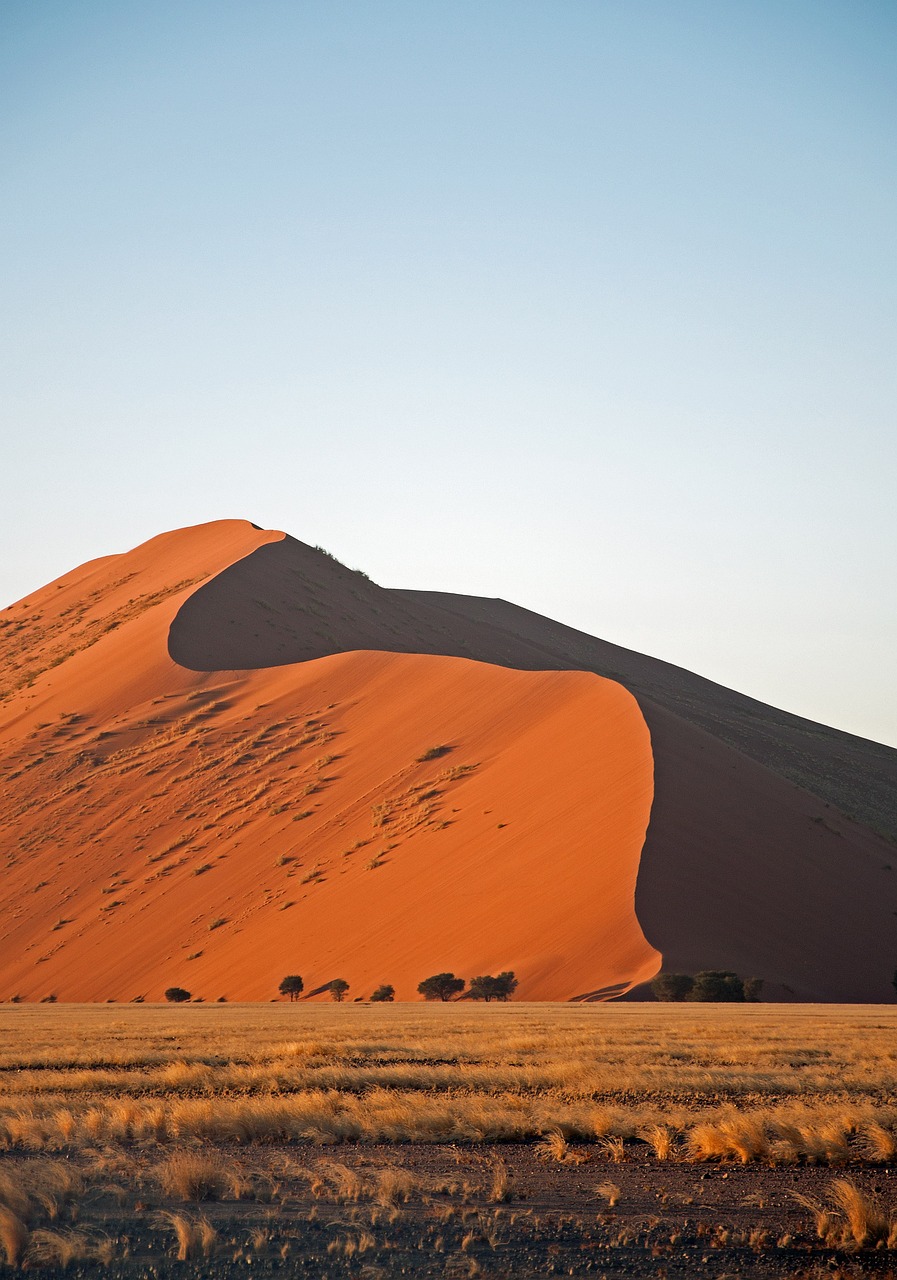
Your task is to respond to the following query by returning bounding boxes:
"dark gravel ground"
[4,1143,897,1279]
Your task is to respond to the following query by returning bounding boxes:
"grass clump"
[0,1206,29,1268]
[794,1177,897,1248]
[157,1151,229,1201]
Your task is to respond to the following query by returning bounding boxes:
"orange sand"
[0,521,657,1002]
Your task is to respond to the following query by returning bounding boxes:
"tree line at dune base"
[11,971,788,1006]
[651,970,763,1001]
[158,971,520,1005]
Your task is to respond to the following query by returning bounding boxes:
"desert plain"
[1,1002,897,1278]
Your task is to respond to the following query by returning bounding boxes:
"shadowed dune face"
[633,704,897,1003]
[166,535,561,673]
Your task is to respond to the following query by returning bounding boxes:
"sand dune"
[1,518,894,1002]
[0,522,656,1002]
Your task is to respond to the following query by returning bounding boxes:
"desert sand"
[2,518,895,1002]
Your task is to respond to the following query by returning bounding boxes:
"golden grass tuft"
[30,1228,95,1268]
[639,1123,676,1160]
[687,1116,769,1164]
[373,1166,415,1208]
[828,1177,891,1247]
[859,1121,897,1162]
[596,1135,626,1163]
[793,1178,896,1249]
[317,1160,364,1203]
[158,1210,217,1260]
[535,1129,570,1163]
[156,1150,229,1201]
[0,1205,29,1268]
[488,1159,511,1203]
[0,1172,30,1220]
[594,1180,621,1207]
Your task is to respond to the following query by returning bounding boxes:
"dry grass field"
[1,1002,896,1277]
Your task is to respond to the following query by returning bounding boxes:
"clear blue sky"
[2,1,895,746]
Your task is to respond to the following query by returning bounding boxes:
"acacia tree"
[468,972,517,1002]
[328,979,349,1003]
[279,975,304,1002]
[651,973,694,1002]
[687,971,745,1002]
[370,985,395,1003]
[164,987,191,1003]
[417,973,465,1002]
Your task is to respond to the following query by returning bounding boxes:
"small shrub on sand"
[164,987,191,1003]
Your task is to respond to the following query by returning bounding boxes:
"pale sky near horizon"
[1,1,895,746]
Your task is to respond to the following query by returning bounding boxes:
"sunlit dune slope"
[0,521,657,1002]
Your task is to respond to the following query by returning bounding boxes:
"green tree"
[468,972,518,1002]
[278,975,304,1002]
[164,987,191,1003]
[328,978,349,1003]
[417,972,465,1002]
[687,971,745,1002]
[651,973,694,1002]
[370,984,395,1003]
[743,977,764,1002]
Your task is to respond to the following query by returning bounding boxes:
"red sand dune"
[2,518,895,1003]
[0,522,656,1002]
